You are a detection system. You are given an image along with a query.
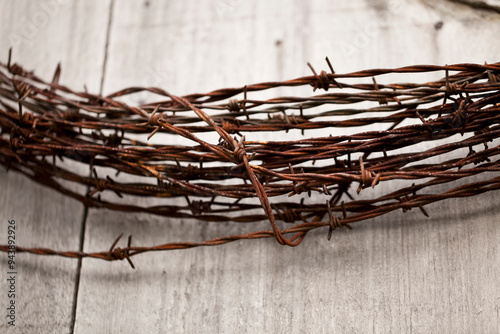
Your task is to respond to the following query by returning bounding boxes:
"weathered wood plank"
[0,0,110,332]
[3,0,495,333]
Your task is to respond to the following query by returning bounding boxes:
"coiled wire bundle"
[1,52,499,268]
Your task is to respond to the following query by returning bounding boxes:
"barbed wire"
[1,51,499,268]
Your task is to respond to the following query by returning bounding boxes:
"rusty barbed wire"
[0,51,499,268]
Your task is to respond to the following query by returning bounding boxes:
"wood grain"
[73,0,500,333]
[0,1,111,333]
[0,0,499,333]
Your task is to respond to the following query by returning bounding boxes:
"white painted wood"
[74,0,500,333]
[0,0,111,333]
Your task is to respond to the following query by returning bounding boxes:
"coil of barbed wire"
[1,50,499,267]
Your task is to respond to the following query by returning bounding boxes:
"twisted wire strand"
[1,54,499,268]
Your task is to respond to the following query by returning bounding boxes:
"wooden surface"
[0,1,110,333]
[1,0,500,333]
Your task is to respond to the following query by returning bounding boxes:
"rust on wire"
[0,51,500,267]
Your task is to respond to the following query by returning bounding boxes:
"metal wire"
[1,51,499,268]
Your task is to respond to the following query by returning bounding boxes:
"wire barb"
[107,233,135,269]
[0,58,499,266]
